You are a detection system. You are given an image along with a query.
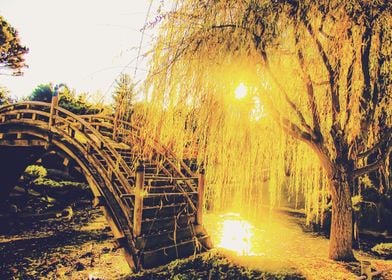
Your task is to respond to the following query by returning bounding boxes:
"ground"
[0,205,131,279]
[0,205,391,279]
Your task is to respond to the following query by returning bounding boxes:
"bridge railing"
[81,115,197,178]
[80,115,200,212]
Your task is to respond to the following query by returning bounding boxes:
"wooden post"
[113,113,119,141]
[196,165,205,225]
[360,260,372,280]
[49,86,59,129]
[133,160,145,237]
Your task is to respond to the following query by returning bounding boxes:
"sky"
[0,0,163,102]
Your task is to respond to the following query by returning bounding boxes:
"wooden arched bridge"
[0,100,212,271]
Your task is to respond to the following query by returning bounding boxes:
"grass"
[127,251,305,280]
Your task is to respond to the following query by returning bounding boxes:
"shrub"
[24,165,47,178]
[371,243,392,258]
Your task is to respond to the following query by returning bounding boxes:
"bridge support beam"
[133,160,145,237]
[196,166,205,225]
[49,86,59,130]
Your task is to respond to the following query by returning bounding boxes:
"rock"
[74,261,85,271]
[61,206,73,221]
[101,247,110,254]
[80,252,93,258]
[8,204,18,214]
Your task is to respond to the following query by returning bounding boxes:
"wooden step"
[144,185,179,193]
[141,235,212,269]
[144,179,174,187]
[141,214,195,234]
[136,224,207,251]
[141,192,197,207]
[141,203,191,219]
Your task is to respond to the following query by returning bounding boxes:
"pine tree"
[112,73,135,140]
[113,74,135,120]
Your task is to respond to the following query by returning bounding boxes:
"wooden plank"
[141,214,195,234]
[140,202,189,219]
[135,224,207,250]
[141,235,211,269]
[196,169,205,225]
[133,162,145,237]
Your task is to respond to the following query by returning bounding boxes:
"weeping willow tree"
[141,0,391,261]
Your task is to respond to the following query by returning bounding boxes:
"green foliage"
[0,85,11,105]
[0,15,28,75]
[32,177,87,190]
[129,252,304,280]
[352,195,363,211]
[59,89,101,115]
[28,83,101,114]
[24,165,47,178]
[371,243,392,258]
[28,84,53,102]
[360,175,374,189]
[22,165,90,202]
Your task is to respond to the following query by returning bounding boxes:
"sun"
[235,83,247,99]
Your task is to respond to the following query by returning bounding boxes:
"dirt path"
[203,212,392,280]
[0,206,130,279]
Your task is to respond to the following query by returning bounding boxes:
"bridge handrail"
[81,115,197,178]
[81,115,198,211]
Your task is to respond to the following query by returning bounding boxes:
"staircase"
[92,117,213,269]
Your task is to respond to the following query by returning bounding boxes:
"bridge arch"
[0,101,211,270]
[0,102,138,268]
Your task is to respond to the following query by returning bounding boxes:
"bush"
[128,251,304,280]
[371,243,392,258]
[24,165,47,178]
[33,177,87,190]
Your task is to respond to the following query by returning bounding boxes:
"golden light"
[235,83,248,99]
[217,214,254,256]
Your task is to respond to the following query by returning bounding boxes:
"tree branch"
[295,28,322,140]
[360,24,372,103]
[302,16,340,123]
[343,31,356,132]
[357,128,392,159]
[260,48,316,139]
[353,136,392,178]
[353,161,384,179]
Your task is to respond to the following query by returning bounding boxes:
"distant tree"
[28,83,101,114]
[111,74,135,140]
[29,84,53,102]
[0,85,11,105]
[0,15,28,76]
[112,73,135,121]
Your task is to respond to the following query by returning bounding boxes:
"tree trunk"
[328,171,355,261]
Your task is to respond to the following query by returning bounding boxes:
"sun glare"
[217,214,254,256]
[235,83,247,99]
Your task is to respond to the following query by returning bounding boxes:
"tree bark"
[328,171,355,261]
